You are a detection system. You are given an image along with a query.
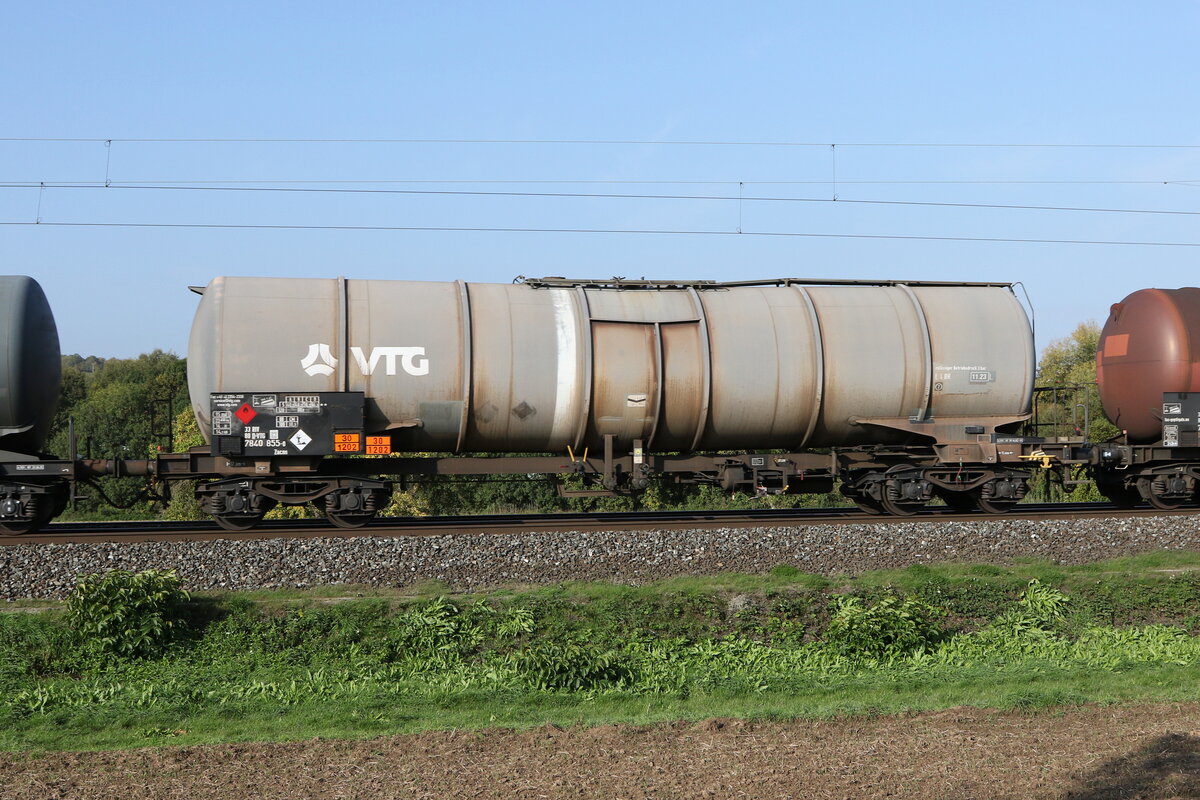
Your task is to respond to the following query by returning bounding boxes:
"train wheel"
[212,512,265,532]
[842,486,885,514]
[1138,475,1194,511]
[974,482,1016,514]
[876,472,932,517]
[0,514,49,535]
[851,498,884,515]
[324,509,378,529]
[935,489,978,513]
[1145,495,1182,511]
[974,476,1028,514]
[879,495,922,516]
[0,501,55,537]
[197,482,276,531]
[975,495,1016,514]
[1138,477,1185,511]
[320,486,387,528]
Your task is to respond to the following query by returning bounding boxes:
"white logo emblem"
[289,430,312,450]
[300,344,338,376]
[301,344,429,377]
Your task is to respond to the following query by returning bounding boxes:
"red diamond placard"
[235,403,257,424]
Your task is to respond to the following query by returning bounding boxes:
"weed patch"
[6,558,1200,750]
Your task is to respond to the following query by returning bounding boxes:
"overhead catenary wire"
[2,179,1184,185]
[4,137,1200,148]
[3,181,1200,218]
[5,219,1200,247]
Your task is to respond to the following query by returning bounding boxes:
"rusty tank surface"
[0,276,61,454]
[1097,287,1200,444]
[187,276,1035,454]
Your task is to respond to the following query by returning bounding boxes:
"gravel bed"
[3,516,1200,599]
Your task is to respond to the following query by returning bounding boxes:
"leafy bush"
[66,569,190,657]
[991,578,1071,636]
[510,638,634,691]
[823,595,944,660]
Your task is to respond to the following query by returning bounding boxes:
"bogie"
[1136,473,1194,511]
[974,477,1029,514]
[195,477,391,531]
[0,482,69,535]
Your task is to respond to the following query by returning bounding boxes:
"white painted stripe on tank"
[549,289,579,446]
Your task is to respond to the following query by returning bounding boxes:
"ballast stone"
[1,516,1198,600]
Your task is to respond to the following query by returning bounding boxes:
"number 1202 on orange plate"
[365,436,391,455]
[333,432,362,452]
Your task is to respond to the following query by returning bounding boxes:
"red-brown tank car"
[1097,288,1200,444]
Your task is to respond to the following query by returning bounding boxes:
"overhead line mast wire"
[5,220,1200,247]
[3,179,1185,185]
[4,138,1200,148]
[0,178,1185,184]
[3,182,1200,218]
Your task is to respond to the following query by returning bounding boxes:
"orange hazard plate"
[365,436,391,455]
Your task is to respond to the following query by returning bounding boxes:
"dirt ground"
[3,703,1200,800]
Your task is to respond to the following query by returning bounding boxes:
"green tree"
[48,351,190,516]
[1035,322,1118,443]
[46,355,95,447]
[160,408,206,521]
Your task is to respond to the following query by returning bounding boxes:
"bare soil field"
[3,703,1200,799]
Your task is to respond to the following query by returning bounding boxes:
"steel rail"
[2,502,1197,545]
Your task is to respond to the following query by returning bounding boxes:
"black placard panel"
[209,392,365,456]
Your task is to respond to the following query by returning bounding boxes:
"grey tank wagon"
[0,275,1080,532]
[177,275,1043,527]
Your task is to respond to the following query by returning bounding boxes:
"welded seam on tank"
[337,277,349,394]
[686,287,712,451]
[572,287,592,451]
[550,289,579,447]
[796,287,824,447]
[455,281,473,453]
[898,284,933,421]
[1012,289,1037,415]
[646,323,664,449]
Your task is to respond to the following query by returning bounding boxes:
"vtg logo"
[300,343,338,376]
[301,344,430,377]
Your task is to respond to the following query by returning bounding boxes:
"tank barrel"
[189,276,1035,455]
[1097,288,1200,443]
[0,276,61,454]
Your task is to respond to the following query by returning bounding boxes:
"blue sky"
[2,1,1199,357]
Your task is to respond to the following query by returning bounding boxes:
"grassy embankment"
[4,551,1200,752]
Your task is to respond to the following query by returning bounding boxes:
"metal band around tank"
[337,276,349,393]
[897,283,933,421]
[795,286,824,447]
[572,287,592,451]
[455,280,473,453]
[646,323,665,450]
[686,287,713,452]
[548,288,582,449]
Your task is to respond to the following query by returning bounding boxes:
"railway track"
[5,502,1196,544]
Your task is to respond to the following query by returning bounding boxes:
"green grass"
[6,554,1200,752]
[5,661,1197,752]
